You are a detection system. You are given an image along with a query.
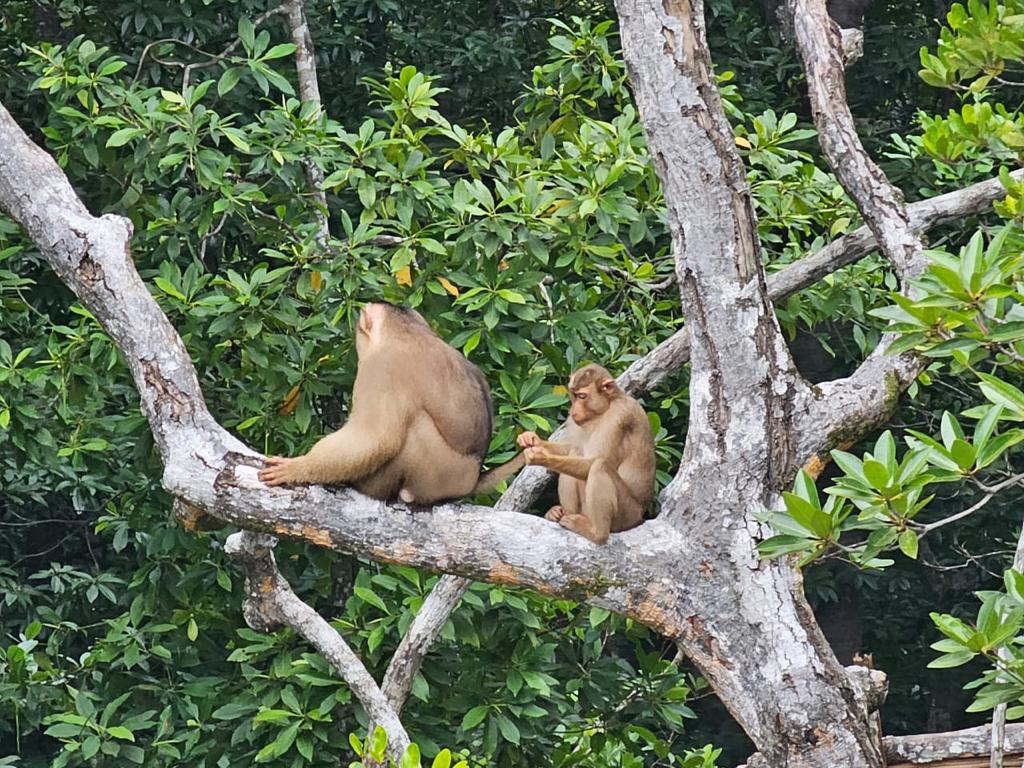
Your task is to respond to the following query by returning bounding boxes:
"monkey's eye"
[576,393,587,401]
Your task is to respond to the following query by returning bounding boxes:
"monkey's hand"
[517,431,542,449]
[523,446,550,466]
[258,456,305,486]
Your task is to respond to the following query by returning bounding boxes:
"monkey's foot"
[399,488,415,503]
[557,513,607,544]
[258,456,301,486]
[544,505,565,522]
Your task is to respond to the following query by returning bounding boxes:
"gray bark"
[885,724,1024,764]
[611,1,879,765]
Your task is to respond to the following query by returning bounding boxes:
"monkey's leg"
[559,459,639,544]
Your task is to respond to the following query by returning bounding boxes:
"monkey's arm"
[516,431,571,455]
[526,451,594,481]
[261,420,403,486]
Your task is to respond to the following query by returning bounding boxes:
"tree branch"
[784,0,951,458]
[787,0,925,278]
[224,531,410,763]
[883,723,1024,764]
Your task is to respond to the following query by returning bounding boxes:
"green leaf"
[238,17,255,50]
[949,438,975,471]
[280,687,301,714]
[106,128,143,148]
[218,67,245,96]
[353,586,388,612]
[262,43,297,61]
[898,529,919,559]
[461,705,489,730]
[940,412,965,448]
[400,743,422,768]
[927,650,976,668]
[977,430,1024,469]
[494,713,520,744]
[862,459,891,489]
[45,723,88,738]
[211,701,255,720]
[106,726,134,742]
[974,406,1004,451]
[792,469,820,507]
[832,450,866,482]
[254,709,296,723]
[978,373,1024,417]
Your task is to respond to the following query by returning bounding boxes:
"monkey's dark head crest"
[570,363,615,390]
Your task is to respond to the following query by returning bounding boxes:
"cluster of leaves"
[928,569,1024,718]
[0,0,605,128]
[759,219,1024,571]
[759,407,1022,569]
[893,0,1024,199]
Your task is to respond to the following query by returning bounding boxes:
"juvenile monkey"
[516,364,656,544]
[259,303,493,505]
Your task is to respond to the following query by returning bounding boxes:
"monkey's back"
[353,324,492,503]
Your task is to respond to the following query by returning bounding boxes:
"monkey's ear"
[359,305,375,334]
[599,378,616,394]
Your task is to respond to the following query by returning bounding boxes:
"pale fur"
[520,364,655,544]
[259,303,492,505]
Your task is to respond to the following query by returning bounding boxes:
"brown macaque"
[259,303,493,505]
[517,364,656,544]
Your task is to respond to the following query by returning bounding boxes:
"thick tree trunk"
[611,1,882,765]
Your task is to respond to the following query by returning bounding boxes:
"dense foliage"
[2,0,1024,766]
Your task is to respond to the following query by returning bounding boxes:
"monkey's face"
[569,383,612,425]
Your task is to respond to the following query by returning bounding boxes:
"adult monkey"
[488,364,656,544]
[259,303,493,505]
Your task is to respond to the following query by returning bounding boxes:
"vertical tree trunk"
[610,1,883,764]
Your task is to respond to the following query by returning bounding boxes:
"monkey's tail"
[473,453,526,494]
